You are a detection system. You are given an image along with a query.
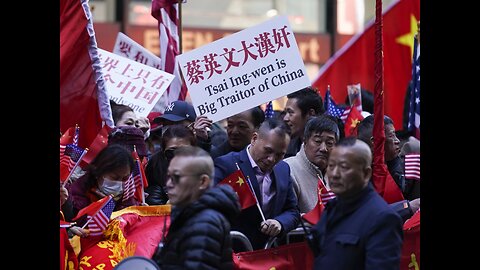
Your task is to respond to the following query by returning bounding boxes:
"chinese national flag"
[60,127,75,146]
[400,209,420,269]
[80,125,112,167]
[344,106,364,137]
[312,0,420,130]
[302,179,330,225]
[218,170,256,210]
[72,195,112,221]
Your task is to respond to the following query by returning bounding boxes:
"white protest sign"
[112,32,170,113]
[177,16,310,122]
[98,48,174,117]
[113,32,162,71]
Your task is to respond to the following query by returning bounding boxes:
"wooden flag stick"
[133,145,145,204]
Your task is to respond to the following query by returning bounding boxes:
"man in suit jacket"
[214,118,300,250]
[311,138,403,269]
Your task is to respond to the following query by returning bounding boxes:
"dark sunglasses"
[167,172,204,185]
[164,148,177,160]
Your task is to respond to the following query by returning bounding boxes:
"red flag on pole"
[370,0,405,204]
[72,195,113,221]
[60,0,113,149]
[218,170,256,210]
[151,0,188,109]
[80,124,112,167]
[343,106,364,137]
[312,0,420,130]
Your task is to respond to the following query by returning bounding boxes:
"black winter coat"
[156,184,241,270]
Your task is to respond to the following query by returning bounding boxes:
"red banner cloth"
[77,205,171,270]
[233,241,314,270]
[400,210,420,269]
[60,221,78,270]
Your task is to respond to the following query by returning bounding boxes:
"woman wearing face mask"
[67,144,138,225]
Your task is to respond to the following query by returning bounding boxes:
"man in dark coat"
[154,146,241,269]
[214,118,299,250]
[311,138,403,270]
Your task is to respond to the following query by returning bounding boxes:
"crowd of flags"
[123,147,149,204]
[60,0,421,268]
[60,125,88,184]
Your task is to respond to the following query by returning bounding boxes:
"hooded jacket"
[156,184,241,270]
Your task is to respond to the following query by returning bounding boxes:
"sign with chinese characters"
[113,32,162,68]
[98,48,174,117]
[177,16,310,122]
[113,32,169,113]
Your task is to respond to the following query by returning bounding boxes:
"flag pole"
[178,0,183,54]
[246,175,266,222]
[236,162,266,222]
[372,0,386,195]
[134,145,145,204]
[63,148,89,188]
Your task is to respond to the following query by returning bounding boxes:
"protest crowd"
[60,0,421,269]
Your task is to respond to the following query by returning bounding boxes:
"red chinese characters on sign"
[99,51,170,106]
[183,25,292,85]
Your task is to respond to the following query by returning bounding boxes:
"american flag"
[60,126,75,159]
[324,87,350,122]
[60,144,85,182]
[408,35,420,139]
[72,125,80,146]
[123,150,147,203]
[264,101,274,119]
[404,153,420,180]
[318,175,336,204]
[151,0,188,110]
[87,197,116,236]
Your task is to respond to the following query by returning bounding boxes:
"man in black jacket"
[153,146,241,269]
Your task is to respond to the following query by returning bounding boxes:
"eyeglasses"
[167,173,203,185]
[164,148,177,160]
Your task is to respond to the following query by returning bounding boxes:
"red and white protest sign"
[177,16,310,122]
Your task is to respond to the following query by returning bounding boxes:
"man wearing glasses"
[154,146,240,269]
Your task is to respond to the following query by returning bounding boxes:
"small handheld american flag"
[264,101,274,119]
[87,196,116,236]
[404,153,420,181]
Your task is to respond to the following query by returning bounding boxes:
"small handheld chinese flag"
[219,170,256,210]
[344,106,364,137]
[72,195,112,221]
[302,177,335,225]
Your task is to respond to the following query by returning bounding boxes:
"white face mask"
[98,177,124,197]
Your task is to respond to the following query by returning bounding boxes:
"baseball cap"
[153,101,197,124]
